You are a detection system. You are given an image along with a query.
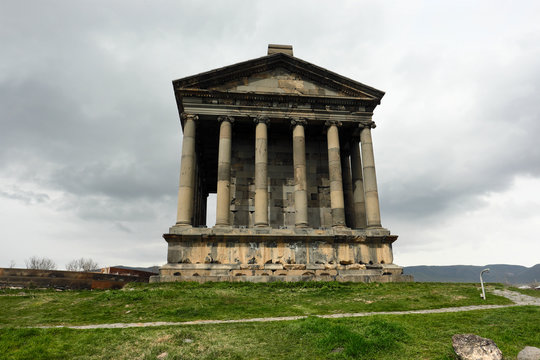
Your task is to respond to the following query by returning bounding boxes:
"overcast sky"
[1,1,539,269]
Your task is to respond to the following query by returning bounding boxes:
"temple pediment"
[206,67,358,97]
[173,52,384,102]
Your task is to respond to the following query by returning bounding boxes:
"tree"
[65,258,99,272]
[9,260,16,268]
[25,256,57,270]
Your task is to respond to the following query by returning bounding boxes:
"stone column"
[326,121,346,227]
[176,113,198,226]
[360,122,382,228]
[291,118,308,227]
[215,116,234,226]
[341,151,355,228]
[350,138,367,228]
[254,116,269,227]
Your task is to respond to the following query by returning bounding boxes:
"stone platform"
[151,226,412,283]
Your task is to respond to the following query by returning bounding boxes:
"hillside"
[112,264,540,284]
[404,264,540,284]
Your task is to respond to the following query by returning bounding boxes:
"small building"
[153,45,411,282]
[101,267,156,280]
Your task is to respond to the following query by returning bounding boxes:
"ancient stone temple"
[153,45,411,282]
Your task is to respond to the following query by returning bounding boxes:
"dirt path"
[35,289,538,330]
[492,289,540,305]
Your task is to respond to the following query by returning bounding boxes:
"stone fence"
[0,268,148,290]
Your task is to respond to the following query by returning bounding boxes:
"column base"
[172,223,192,228]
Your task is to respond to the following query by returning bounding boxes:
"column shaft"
[215,117,233,226]
[292,120,308,227]
[326,122,346,227]
[254,118,269,227]
[341,152,355,228]
[176,114,197,225]
[350,139,367,228]
[360,125,382,228]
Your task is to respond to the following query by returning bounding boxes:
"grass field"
[1,282,537,359]
[0,282,511,326]
[1,306,538,359]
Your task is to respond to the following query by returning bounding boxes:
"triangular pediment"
[206,67,355,97]
[173,53,384,101]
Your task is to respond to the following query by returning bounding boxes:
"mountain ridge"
[403,264,540,284]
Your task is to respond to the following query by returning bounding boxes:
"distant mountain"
[404,264,540,284]
[110,264,540,284]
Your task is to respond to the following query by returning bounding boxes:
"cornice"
[177,89,378,108]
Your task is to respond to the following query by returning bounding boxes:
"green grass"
[0,282,511,326]
[1,306,538,359]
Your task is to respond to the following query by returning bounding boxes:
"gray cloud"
[374,21,540,221]
[0,188,49,205]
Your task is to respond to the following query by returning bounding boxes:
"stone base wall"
[154,227,411,283]
[153,263,412,283]
[152,274,412,284]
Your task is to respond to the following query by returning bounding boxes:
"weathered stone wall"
[230,126,332,229]
[210,67,347,97]
[165,237,394,266]
[159,227,405,283]
[0,268,148,290]
[306,132,332,228]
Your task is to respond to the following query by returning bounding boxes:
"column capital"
[325,120,342,127]
[253,115,270,125]
[290,118,307,127]
[360,121,376,129]
[217,115,235,124]
[181,113,199,122]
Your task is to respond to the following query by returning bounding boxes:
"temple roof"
[172,51,385,104]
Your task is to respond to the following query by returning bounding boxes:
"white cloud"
[393,175,540,266]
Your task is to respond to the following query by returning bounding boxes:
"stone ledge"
[165,227,394,241]
[161,264,242,270]
[151,273,412,283]
[157,263,405,279]
[382,264,405,275]
[264,264,284,270]
[338,269,382,276]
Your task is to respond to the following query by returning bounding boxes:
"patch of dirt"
[154,335,172,344]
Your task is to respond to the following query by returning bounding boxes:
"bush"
[65,258,99,272]
[25,256,56,270]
